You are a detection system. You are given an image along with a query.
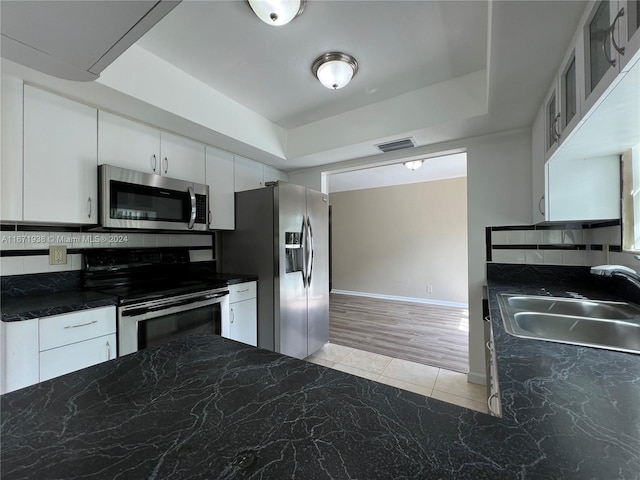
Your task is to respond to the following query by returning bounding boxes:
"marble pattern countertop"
[3,262,640,480]
[1,290,118,322]
[0,269,257,322]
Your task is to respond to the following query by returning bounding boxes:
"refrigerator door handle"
[306,216,314,287]
[300,217,307,288]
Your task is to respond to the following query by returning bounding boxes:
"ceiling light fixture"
[247,0,306,26]
[312,52,358,90]
[403,160,425,171]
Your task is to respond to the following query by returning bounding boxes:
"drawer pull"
[236,288,250,293]
[487,392,500,415]
[106,340,112,360]
[64,320,98,329]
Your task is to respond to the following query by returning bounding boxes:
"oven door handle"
[188,186,196,229]
[121,293,228,319]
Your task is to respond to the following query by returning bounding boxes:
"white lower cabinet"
[1,318,39,394]
[0,306,116,394]
[224,282,257,347]
[40,334,116,382]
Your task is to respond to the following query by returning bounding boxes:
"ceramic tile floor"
[305,342,488,414]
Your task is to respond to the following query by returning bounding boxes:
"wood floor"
[329,293,469,373]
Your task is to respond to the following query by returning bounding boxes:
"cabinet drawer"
[39,307,116,351]
[40,333,116,382]
[229,281,257,303]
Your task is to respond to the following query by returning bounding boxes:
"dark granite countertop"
[1,290,118,322]
[0,270,257,322]
[2,264,638,478]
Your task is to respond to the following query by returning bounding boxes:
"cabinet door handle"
[151,154,157,172]
[486,340,493,352]
[106,340,111,360]
[87,197,92,218]
[538,194,545,215]
[230,308,234,324]
[602,23,617,67]
[483,315,491,323]
[551,113,561,142]
[64,320,98,329]
[163,157,168,174]
[610,8,626,56]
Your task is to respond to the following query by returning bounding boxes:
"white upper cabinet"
[1,76,24,222]
[234,155,264,192]
[99,112,206,183]
[546,154,620,221]
[235,156,288,192]
[98,111,161,174]
[23,85,98,224]
[620,0,640,71]
[531,107,546,223]
[544,31,585,161]
[581,0,627,114]
[264,165,289,184]
[159,132,206,183]
[205,146,235,230]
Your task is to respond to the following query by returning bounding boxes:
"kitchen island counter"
[3,298,640,480]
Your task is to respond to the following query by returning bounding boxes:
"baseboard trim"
[467,371,486,386]
[330,289,468,309]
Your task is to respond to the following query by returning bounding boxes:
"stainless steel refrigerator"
[221,182,329,359]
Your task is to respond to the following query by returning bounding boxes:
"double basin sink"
[497,294,640,354]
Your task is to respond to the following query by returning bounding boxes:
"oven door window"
[110,180,190,223]
[138,303,221,350]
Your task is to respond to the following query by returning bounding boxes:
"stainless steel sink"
[497,294,640,354]
[503,295,640,319]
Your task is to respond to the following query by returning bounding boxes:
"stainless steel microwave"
[99,164,209,231]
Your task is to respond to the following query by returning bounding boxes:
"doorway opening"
[325,151,469,373]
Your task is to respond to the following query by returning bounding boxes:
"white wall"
[464,130,532,384]
[330,178,468,306]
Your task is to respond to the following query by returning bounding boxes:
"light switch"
[49,245,67,265]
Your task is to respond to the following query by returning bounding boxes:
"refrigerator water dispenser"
[285,231,303,273]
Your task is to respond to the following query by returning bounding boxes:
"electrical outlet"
[49,245,67,265]
[427,285,433,293]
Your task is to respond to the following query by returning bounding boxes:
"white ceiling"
[136,0,488,129]
[132,0,587,169]
[0,0,589,178]
[328,152,467,193]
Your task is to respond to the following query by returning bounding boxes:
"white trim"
[330,289,468,309]
[467,371,486,386]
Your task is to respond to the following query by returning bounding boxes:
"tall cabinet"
[23,85,98,224]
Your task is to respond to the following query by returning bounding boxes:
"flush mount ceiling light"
[312,52,359,90]
[247,0,306,26]
[403,160,425,171]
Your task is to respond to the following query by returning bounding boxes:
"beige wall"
[330,177,468,305]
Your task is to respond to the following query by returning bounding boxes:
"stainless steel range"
[84,248,229,356]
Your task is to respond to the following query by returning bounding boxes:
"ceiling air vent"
[375,137,416,153]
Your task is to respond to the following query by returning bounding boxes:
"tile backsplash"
[0,228,214,276]
[487,221,639,269]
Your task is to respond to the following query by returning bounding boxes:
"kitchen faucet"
[590,265,640,290]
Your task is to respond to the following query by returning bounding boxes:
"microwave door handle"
[188,186,196,229]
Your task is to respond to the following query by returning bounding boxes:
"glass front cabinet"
[582,0,640,113]
[543,31,584,160]
[621,0,640,70]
